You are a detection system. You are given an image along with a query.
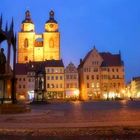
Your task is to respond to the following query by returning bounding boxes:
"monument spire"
[0,14,2,29]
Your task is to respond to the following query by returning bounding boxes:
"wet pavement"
[0,100,140,139]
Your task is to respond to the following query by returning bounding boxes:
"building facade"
[15,60,65,100]
[126,76,140,99]
[45,60,65,99]
[78,47,125,100]
[18,10,60,63]
[65,63,79,99]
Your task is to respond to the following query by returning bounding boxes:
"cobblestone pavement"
[0,100,140,139]
[0,100,140,124]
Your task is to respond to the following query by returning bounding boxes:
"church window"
[24,56,28,61]
[49,38,54,48]
[24,38,29,48]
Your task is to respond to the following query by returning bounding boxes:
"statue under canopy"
[0,48,6,74]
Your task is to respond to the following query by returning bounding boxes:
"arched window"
[24,56,28,61]
[49,38,54,48]
[24,38,28,48]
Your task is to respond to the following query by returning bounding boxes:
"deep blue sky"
[0,0,140,82]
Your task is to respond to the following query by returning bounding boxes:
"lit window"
[56,76,58,80]
[24,38,28,48]
[60,76,63,80]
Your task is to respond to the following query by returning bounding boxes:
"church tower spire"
[18,10,35,63]
[45,10,58,32]
[43,10,60,60]
[21,10,35,32]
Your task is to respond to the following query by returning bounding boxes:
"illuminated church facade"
[18,10,60,63]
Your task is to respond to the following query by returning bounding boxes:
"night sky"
[0,0,140,82]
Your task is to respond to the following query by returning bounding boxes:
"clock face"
[49,24,54,28]
[45,23,58,32]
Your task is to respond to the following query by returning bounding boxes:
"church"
[18,10,60,63]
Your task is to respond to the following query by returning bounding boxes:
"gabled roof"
[78,48,124,69]
[100,52,124,67]
[78,50,92,68]
[65,62,78,73]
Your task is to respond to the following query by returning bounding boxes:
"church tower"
[18,10,35,63]
[43,10,60,60]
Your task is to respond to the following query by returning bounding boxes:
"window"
[51,68,54,73]
[47,84,50,88]
[24,56,28,61]
[23,85,25,88]
[112,75,115,79]
[28,78,31,82]
[51,84,54,88]
[118,83,120,87]
[19,85,21,88]
[60,76,63,80]
[87,83,89,88]
[67,84,69,88]
[56,76,58,80]
[19,78,21,81]
[24,38,28,48]
[86,75,89,80]
[60,84,62,88]
[47,68,50,73]
[23,78,25,81]
[96,75,99,80]
[116,68,118,72]
[112,68,114,72]
[56,84,58,88]
[51,76,54,80]
[91,75,94,80]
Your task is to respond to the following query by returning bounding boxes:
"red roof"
[78,49,124,68]
[100,52,123,67]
